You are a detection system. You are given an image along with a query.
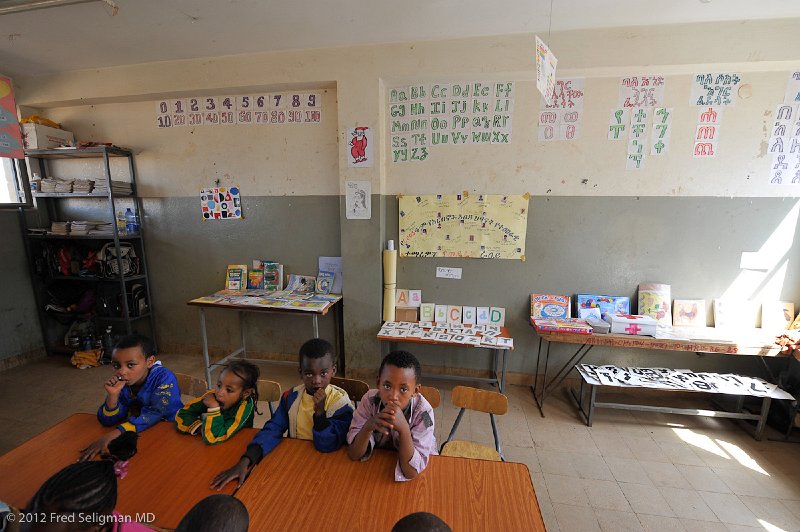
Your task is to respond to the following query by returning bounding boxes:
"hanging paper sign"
[535,36,558,106]
[200,186,242,220]
[785,71,800,104]
[347,126,373,167]
[0,75,24,159]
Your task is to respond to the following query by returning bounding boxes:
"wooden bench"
[571,365,794,441]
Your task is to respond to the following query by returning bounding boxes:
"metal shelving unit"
[19,146,157,355]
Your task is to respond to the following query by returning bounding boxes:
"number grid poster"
[398,193,529,259]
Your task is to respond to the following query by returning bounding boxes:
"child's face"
[377,364,419,410]
[214,369,252,410]
[111,346,155,387]
[299,354,336,394]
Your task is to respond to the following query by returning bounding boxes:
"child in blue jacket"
[211,338,353,489]
[79,334,182,461]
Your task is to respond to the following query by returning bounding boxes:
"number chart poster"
[398,193,529,259]
[156,93,322,128]
[200,186,242,220]
[388,81,515,164]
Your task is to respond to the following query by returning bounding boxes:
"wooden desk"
[235,439,545,531]
[188,291,344,384]
[378,325,513,392]
[0,413,257,529]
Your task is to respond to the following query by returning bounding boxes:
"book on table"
[225,264,248,291]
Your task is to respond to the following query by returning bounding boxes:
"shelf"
[47,274,146,282]
[26,146,132,159]
[33,192,133,198]
[96,312,152,322]
[28,233,141,240]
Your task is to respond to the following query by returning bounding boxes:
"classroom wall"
[10,18,800,380]
[0,210,44,365]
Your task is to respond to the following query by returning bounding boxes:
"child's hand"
[367,410,395,436]
[104,374,126,396]
[312,387,327,416]
[210,458,250,490]
[79,430,120,462]
[202,393,220,409]
[384,400,410,433]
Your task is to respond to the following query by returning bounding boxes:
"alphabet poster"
[388,81,515,163]
[786,71,800,104]
[538,77,584,142]
[693,107,722,159]
[690,73,741,107]
[768,103,800,185]
[200,186,242,220]
[398,193,528,259]
[618,76,666,108]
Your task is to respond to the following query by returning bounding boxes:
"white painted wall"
[13,19,800,198]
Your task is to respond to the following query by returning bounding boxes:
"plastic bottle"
[124,208,139,235]
[101,326,114,363]
[116,211,127,235]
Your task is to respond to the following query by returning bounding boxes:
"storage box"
[22,123,74,149]
[606,314,657,336]
[576,294,630,320]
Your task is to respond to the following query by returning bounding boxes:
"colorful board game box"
[530,294,571,319]
[576,294,630,320]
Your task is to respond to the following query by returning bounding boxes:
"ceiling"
[1,0,799,78]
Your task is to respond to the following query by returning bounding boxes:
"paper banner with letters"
[399,193,528,259]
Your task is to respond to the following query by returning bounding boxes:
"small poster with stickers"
[200,186,242,220]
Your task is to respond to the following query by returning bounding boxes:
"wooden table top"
[536,327,786,357]
[235,438,546,532]
[0,413,257,529]
[187,292,341,316]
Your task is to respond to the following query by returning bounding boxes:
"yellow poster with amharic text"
[398,193,529,259]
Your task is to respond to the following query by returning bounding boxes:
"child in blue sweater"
[79,334,182,461]
[210,338,353,489]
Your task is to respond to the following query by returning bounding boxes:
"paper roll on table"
[383,248,398,321]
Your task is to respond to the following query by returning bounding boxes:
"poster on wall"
[618,76,665,108]
[398,193,529,260]
[345,180,371,219]
[769,103,800,185]
[693,107,721,159]
[535,36,558,106]
[0,75,24,159]
[538,77,584,142]
[650,107,673,155]
[156,92,322,128]
[388,81,515,163]
[347,126,373,167]
[200,186,242,220]
[690,73,741,107]
[785,71,800,104]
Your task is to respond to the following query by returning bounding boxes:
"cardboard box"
[606,314,657,336]
[22,123,74,149]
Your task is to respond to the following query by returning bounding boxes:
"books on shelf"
[530,294,570,319]
[225,264,248,290]
[532,317,593,334]
[254,260,284,291]
[247,269,264,290]
[286,274,316,293]
[315,270,334,294]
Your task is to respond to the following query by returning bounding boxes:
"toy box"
[22,123,74,149]
[576,294,630,320]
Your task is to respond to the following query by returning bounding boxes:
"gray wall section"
[385,196,800,379]
[0,210,43,359]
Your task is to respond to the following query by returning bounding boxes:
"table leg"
[313,314,319,338]
[200,308,212,385]
[500,349,508,393]
[239,311,246,357]
[755,397,772,441]
[588,384,597,427]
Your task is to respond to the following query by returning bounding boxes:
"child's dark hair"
[298,338,335,365]
[176,494,249,532]
[392,512,452,532]
[379,350,421,381]
[113,333,156,358]
[223,360,261,415]
[25,461,117,520]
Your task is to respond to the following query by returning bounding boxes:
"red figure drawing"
[350,126,368,163]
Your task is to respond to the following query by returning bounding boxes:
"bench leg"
[755,397,772,441]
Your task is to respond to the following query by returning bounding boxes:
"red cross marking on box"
[625,324,641,335]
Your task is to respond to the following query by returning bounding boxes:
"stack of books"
[93,180,132,195]
[51,221,70,235]
[72,179,94,193]
[39,178,74,193]
[70,220,111,236]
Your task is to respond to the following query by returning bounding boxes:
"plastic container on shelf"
[116,211,127,236]
[124,208,139,235]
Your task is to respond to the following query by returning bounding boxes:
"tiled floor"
[1,354,799,532]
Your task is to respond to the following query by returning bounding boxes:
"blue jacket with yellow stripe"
[97,361,183,433]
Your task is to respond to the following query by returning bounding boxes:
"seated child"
[347,350,436,481]
[80,333,183,461]
[176,360,259,444]
[175,494,249,532]
[210,338,353,489]
[22,460,151,531]
[392,512,452,532]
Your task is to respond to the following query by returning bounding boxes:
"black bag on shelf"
[127,283,148,317]
[96,283,123,317]
[98,242,140,278]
